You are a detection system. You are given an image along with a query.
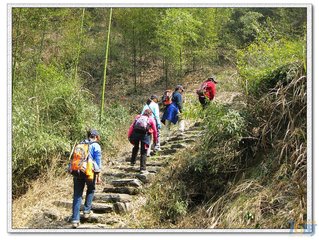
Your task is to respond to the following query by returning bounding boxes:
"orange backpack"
[69,142,94,180]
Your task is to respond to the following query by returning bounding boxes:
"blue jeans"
[71,171,96,223]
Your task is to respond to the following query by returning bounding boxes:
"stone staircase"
[52,123,202,229]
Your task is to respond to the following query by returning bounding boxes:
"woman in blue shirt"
[161,85,185,138]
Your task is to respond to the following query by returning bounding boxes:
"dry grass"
[11,158,74,229]
[204,64,307,229]
[206,176,305,229]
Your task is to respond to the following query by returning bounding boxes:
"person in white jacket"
[141,95,161,156]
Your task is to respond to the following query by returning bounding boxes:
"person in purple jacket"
[71,129,102,228]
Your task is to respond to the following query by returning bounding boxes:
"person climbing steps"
[128,109,158,173]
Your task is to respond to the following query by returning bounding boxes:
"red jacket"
[200,80,216,100]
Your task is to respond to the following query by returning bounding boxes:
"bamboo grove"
[11,7,307,199]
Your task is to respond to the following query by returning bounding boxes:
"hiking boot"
[71,221,80,229]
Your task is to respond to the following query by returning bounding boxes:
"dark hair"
[87,129,100,138]
[175,85,184,92]
[146,98,152,105]
[150,95,158,101]
[143,109,152,117]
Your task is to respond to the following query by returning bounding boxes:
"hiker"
[161,89,173,110]
[196,75,217,108]
[128,109,158,173]
[70,129,102,228]
[142,95,162,155]
[161,85,185,138]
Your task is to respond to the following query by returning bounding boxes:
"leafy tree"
[155,8,201,84]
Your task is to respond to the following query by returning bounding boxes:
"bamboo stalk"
[73,8,85,80]
[100,8,113,123]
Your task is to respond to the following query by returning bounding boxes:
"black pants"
[131,140,147,171]
[199,96,210,108]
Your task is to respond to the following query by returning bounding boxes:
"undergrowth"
[135,62,307,229]
[12,64,131,198]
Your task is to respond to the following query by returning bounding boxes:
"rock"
[161,148,177,155]
[53,201,113,214]
[112,178,143,188]
[73,223,108,229]
[183,139,196,144]
[193,122,201,127]
[53,200,73,209]
[103,172,136,179]
[43,209,59,221]
[114,166,140,173]
[146,166,162,173]
[166,136,183,142]
[146,161,167,167]
[114,202,132,214]
[135,172,155,183]
[170,143,187,149]
[94,193,132,203]
[103,185,140,195]
[80,213,102,223]
[91,203,114,213]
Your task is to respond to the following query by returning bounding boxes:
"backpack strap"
[147,104,158,126]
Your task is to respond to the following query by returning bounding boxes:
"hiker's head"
[88,129,100,141]
[208,75,217,83]
[175,85,184,93]
[150,95,159,103]
[146,98,152,105]
[143,109,153,117]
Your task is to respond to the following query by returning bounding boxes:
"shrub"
[237,37,305,94]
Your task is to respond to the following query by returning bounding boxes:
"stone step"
[149,155,171,161]
[94,193,132,203]
[113,166,141,173]
[70,224,103,229]
[146,161,168,167]
[114,202,132,214]
[102,172,137,179]
[163,139,195,146]
[111,178,143,188]
[145,166,162,173]
[168,135,186,142]
[103,185,140,195]
[53,201,113,214]
[70,223,112,229]
[160,148,177,155]
[80,213,103,223]
[170,143,188,149]
[91,203,114,214]
[135,172,156,184]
